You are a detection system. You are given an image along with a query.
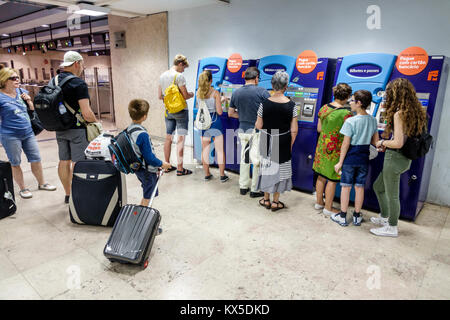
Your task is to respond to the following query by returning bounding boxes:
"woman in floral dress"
[313,83,353,215]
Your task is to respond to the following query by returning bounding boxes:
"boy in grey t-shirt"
[228,67,270,198]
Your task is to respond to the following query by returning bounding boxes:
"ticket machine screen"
[220,84,243,112]
[285,86,319,122]
[375,92,430,131]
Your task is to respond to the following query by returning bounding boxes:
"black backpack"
[401,120,433,161]
[108,127,146,174]
[33,75,78,131]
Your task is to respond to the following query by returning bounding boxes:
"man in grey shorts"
[55,51,97,203]
[158,54,194,176]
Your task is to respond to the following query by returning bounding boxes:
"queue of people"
[0,52,428,239]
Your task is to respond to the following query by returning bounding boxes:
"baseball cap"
[60,51,83,67]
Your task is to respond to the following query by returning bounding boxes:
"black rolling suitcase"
[0,161,16,220]
[69,160,127,227]
[104,171,162,269]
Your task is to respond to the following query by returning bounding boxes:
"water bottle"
[58,103,67,115]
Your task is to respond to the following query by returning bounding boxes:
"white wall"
[168,0,450,206]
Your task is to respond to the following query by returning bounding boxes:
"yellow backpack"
[163,74,187,114]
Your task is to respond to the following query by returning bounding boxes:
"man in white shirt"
[158,54,194,176]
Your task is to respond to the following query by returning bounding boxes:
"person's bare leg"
[11,165,26,191]
[58,160,72,196]
[213,135,226,176]
[340,186,351,213]
[164,134,172,164]
[201,137,211,176]
[30,161,45,186]
[315,175,326,206]
[271,192,281,209]
[354,186,364,213]
[325,181,338,213]
[140,198,150,207]
[177,135,185,171]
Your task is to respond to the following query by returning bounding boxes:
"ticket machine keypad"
[285,86,320,122]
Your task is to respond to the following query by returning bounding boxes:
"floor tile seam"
[414,258,450,300]
[17,271,44,300]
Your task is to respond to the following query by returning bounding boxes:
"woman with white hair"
[255,71,298,211]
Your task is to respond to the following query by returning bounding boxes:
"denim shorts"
[340,164,368,187]
[1,133,41,166]
[201,113,223,138]
[165,109,189,136]
[135,169,159,200]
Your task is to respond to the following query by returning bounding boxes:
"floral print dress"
[312,104,352,181]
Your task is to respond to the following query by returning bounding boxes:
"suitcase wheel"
[142,260,149,269]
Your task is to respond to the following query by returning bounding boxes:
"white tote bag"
[194,99,212,130]
[249,131,261,166]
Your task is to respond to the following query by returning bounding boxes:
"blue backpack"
[108,127,146,174]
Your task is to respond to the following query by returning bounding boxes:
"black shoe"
[64,195,70,204]
[204,174,213,181]
[220,175,229,183]
[250,191,265,198]
[240,188,249,195]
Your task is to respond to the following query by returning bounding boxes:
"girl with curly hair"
[370,78,427,237]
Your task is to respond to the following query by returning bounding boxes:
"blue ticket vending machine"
[333,53,449,220]
[257,55,297,90]
[192,57,227,164]
[288,58,336,192]
[220,59,259,173]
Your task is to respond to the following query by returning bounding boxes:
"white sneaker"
[370,225,398,237]
[370,216,388,226]
[314,203,324,210]
[322,208,335,216]
[331,212,348,226]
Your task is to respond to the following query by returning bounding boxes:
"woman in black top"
[255,71,298,211]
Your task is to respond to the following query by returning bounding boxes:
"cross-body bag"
[55,76,102,142]
[18,88,44,136]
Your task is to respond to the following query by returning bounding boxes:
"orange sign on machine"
[395,47,429,76]
[296,50,318,74]
[227,53,243,73]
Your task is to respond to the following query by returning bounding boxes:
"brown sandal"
[259,198,271,209]
[271,201,286,212]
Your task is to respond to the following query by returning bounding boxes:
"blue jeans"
[340,164,368,187]
[1,134,41,166]
[135,169,158,200]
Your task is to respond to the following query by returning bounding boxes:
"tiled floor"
[0,132,449,300]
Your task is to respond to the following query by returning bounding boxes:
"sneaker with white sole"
[370,225,398,237]
[370,216,388,226]
[331,212,348,226]
[38,183,57,191]
[353,212,363,226]
[19,189,33,199]
[314,203,324,210]
[322,208,335,216]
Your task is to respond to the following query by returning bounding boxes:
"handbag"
[400,131,433,160]
[244,131,261,166]
[63,101,102,142]
[19,89,44,136]
[194,99,212,130]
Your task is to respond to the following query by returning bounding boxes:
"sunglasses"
[8,76,19,81]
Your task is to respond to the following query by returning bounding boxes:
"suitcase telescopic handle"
[147,170,163,208]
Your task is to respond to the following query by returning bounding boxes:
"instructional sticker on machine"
[296,50,318,74]
[227,53,243,73]
[395,47,429,76]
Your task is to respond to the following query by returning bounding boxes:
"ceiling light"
[74,3,110,17]
[41,24,49,28]
[2,33,9,37]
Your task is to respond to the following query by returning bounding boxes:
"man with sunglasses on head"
[0,64,56,199]
[228,67,270,198]
[55,51,97,204]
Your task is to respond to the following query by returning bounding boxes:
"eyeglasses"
[8,76,19,81]
[348,99,355,103]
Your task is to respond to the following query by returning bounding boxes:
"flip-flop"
[164,166,177,173]
[177,168,193,176]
